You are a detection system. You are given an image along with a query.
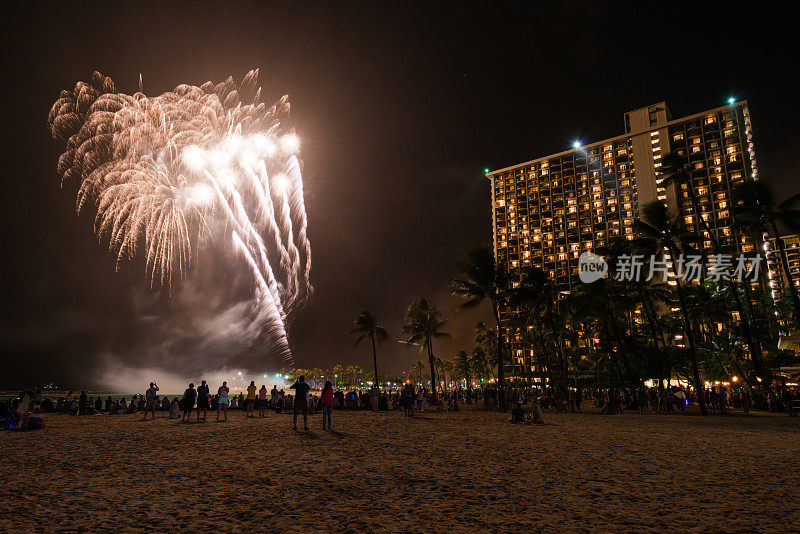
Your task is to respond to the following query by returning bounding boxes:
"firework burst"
[48,70,312,362]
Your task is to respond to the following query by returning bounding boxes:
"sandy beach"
[2,407,798,533]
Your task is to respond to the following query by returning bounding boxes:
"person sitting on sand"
[26,403,44,430]
[16,391,30,429]
[510,402,526,424]
[182,383,196,423]
[118,398,127,415]
[0,400,18,430]
[530,401,544,425]
[290,375,311,431]
[448,393,459,412]
[169,397,181,419]
[126,396,136,414]
[217,382,229,421]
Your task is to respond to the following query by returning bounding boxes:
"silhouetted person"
[143,382,159,420]
[196,380,210,421]
[321,381,334,430]
[246,381,257,418]
[217,381,229,421]
[290,375,310,431]
[182,383,196,423]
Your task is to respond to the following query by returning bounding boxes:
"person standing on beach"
[270,385,279,409]
[321,380,334,431]
[217,381,229,421]
[246,381,257,418]
[196,380,210,422]
[637,387,648,414]
[142,382,159,421]
[182,383,196,423]
[258,384,268,417]
[63,391,74,414]
[402,383,415,417]
[290,375,310,431]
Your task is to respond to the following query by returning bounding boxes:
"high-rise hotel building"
[768,235,800,296]
[486,100,760,376]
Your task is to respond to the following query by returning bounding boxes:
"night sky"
[2,2,795,388]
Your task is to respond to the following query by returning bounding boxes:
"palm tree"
[349,310,389,387]
[332,365,344,387]
[454,350,472,387]
[434,356,448,390]
[469,345,490,382]
[410,359,425,385]
[351,365,365,387]
[279,367,293,382]
[403,298,450,403]
[733,180,800,330]
[636,200,708,415]
[510,266,565,386]
[449,245,509,391]
[442,358,455,389]
[662,152,764,378]
[472,321,499,378]
[454,349,474,403]
[311,368,324,387]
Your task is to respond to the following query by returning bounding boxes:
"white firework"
[48,70,312,362]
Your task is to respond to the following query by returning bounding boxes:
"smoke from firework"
[48,70,312,365]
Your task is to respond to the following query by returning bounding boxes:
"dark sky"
[2,2,795,388]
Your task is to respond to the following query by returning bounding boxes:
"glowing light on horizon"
[48,70,312,363]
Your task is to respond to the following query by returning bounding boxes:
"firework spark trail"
[48,70,312,363]
[286,155,312,289]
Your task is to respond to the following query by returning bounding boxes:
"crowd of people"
[2,378,798,431]
[470,383,800,417]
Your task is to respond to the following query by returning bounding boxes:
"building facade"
[767,234,800,340]
[768,234,800,294]
[487,100,760,377]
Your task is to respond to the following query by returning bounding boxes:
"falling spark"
[47,70,312,362]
